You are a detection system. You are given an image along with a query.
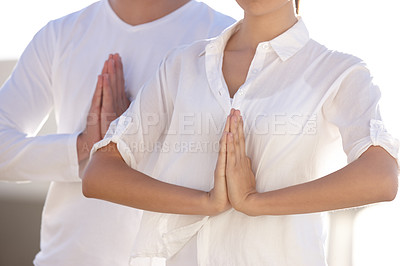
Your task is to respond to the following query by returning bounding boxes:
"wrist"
[233,191,260,216]
[244,192,260,216]
[76,133,92,163]
[203,191,228,216]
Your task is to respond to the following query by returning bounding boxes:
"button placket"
[206,51,231,114]
[246,42,269,81]
[231,83,249,109]
[233,42,270,107]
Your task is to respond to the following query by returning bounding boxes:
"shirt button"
[238,89,244,96]
[262,43,269,49]
[252,69,259,74]
[218,89,223,96]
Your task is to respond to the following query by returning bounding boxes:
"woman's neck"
[227,2,298,52]
[108,0,190,26]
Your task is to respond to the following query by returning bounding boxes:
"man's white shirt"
[0,1,235,265]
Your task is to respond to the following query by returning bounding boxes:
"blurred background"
[0,0,399,265]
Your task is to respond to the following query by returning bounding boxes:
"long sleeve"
[0,23,80,182]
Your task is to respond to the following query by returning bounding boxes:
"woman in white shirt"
[82,0,399,265]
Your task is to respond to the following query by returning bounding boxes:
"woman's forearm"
[244,146,398,216]
[82,143,223,216]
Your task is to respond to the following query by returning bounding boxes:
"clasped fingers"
[226,109,257,214]
[99,54,131,137]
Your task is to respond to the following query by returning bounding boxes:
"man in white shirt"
[0,0,234,265]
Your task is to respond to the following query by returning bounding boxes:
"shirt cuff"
[91,135,138,169]
[347,119,399,166]
[67,132,82,182]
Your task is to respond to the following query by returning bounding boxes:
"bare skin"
[77,54,130,175]
[223,0,297,96]
[108,0,190,26]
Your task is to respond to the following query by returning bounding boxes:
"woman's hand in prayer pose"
[226,109,258,215]
[208,110,234,214]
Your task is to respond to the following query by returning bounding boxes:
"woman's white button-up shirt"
[93,19,399,266]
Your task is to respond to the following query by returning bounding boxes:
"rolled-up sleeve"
[323,63,399,164]
[91,57,175,169]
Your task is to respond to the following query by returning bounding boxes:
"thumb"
[215,132,227,177]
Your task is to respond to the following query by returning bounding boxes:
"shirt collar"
[200,17,310,62]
